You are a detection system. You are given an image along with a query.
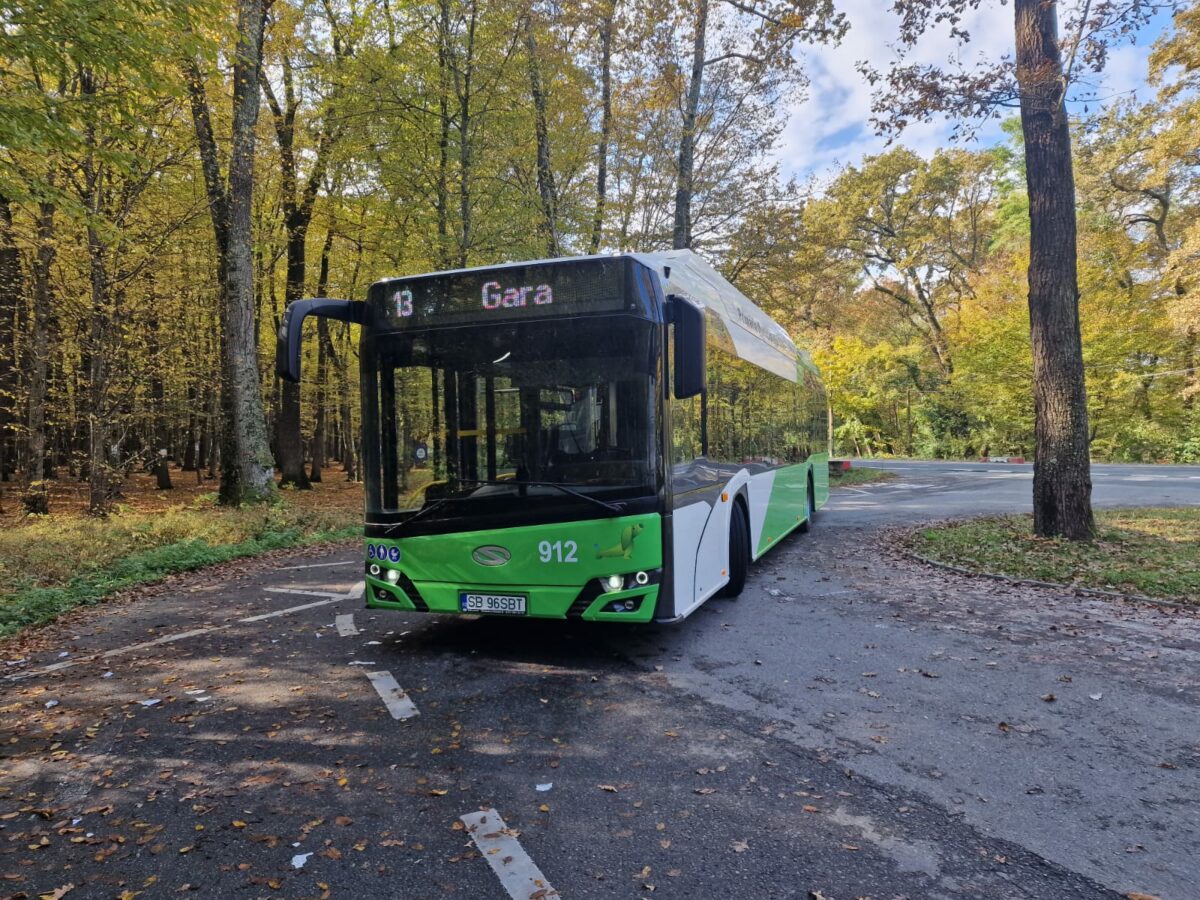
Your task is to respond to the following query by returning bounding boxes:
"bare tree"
[183,0,276,504]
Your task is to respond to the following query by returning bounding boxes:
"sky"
[776,1,1180,183]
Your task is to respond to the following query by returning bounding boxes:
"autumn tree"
[863,0,1165,539]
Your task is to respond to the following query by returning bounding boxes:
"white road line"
[346,580,365,600]
[461,808,559,900]
[264,587,345,599]
[238,596,342,623]
[335,614,359,637]
[364,670,418,720]
[277,561,358,570]
[6,595,351,682]
[103,627,221,658]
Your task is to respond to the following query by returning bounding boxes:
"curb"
[899,548,1196,612]
[979,456,1026,464]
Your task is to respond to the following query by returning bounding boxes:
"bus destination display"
[374,258,632,327]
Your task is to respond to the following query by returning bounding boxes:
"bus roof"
[629,250,803,383]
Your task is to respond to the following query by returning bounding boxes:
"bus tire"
[800,471,816,533]
[722,501,750,598]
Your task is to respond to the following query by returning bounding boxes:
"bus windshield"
[363,315,659,522]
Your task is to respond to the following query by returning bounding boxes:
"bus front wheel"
[722,502,750,598]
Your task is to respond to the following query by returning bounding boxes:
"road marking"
[239,596,342,623]
[6,593,353,681]
[364,670,418,720]
[264,587,346,599]
[104,627,220,658]
[278,561,358,570]
[335,614,359,637]
[461,808,559,900]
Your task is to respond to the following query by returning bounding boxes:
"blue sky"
[776,1,1180,183]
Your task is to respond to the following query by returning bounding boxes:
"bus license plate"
[460,592,527,615]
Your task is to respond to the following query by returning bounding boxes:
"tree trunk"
[277,224,311,488]
[437,0,453,269]
[24,198,55,514]
[1014,0,1094,540]
[221,0,275,504]
[590,4,614,254]
[673,0,708,250]
[0,195,22,483]
[523,13,560,257]
[457,1,478,267]
[310,229,334,482]
[85,218,116,516]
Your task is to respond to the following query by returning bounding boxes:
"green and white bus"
[277,250,828,623]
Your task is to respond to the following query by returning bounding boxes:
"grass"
[911,507,1200,603]
[831,466,897,487]
[0,472,363,638]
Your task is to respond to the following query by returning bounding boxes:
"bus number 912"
[538,540,578,563]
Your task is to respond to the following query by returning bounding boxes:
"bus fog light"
[386,568,401,584]
[369,564,381,576]
[634,571,649,586]
[623,599,636,611]
[604,574,624,592]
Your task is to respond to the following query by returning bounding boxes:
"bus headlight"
[634,571,649,585]
[386,568,401,584]
[603,574,624,593]
[369,564,381,577]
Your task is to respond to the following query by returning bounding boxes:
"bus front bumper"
[364,575,659,623]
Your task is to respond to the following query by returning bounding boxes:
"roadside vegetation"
[0,473,362,639]
[831,466,896,487]
[911,508,1200,603]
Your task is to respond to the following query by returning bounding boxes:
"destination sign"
[371,258,636,327]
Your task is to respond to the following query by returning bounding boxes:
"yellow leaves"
[39,885,74,900]
[232,820,247,828]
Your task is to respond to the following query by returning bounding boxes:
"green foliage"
[912,508,1200,602]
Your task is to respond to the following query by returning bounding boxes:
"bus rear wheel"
[722,502,750,598]
[800,472,816,533]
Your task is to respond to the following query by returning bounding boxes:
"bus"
[277,249,828,623]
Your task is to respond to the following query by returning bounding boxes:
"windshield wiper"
[461,478,626,515]
[383,496,452,533]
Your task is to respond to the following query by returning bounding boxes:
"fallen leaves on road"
[731,838,749,853]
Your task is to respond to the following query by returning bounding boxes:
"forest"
[1,0,1197,518]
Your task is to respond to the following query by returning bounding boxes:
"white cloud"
[774,0,1164,184]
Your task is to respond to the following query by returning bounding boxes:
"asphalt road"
[2,462,1197,899]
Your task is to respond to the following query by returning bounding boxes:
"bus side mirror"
[670,296,706,399]
[276,298,365,382]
